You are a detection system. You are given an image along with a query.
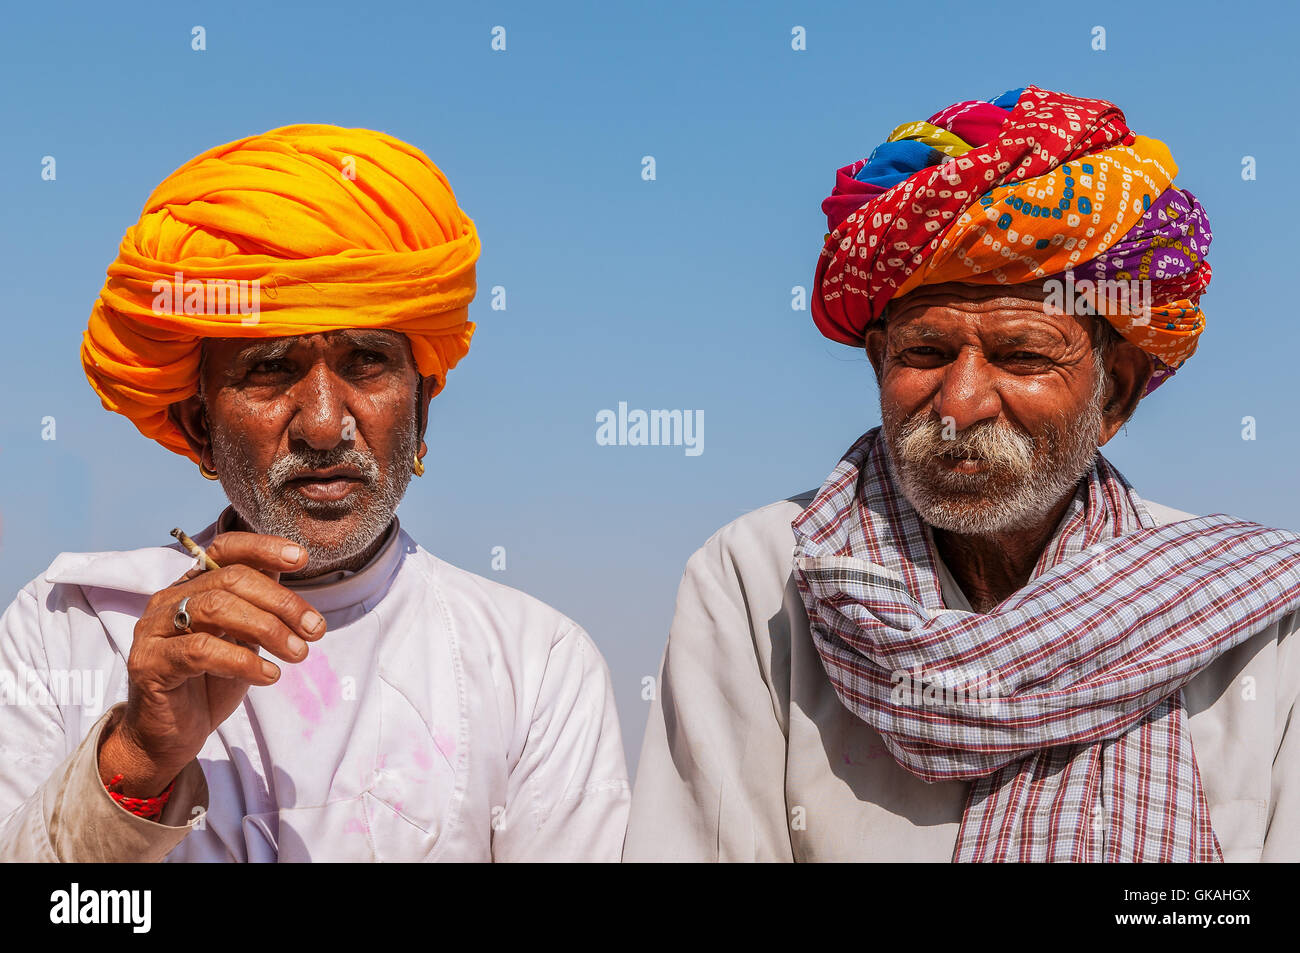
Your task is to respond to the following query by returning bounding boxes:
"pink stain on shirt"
[277,651,342,738]
[302,652,342,709]
[279,664,324,726]
[412,747,433,772]
[433,731,457,762]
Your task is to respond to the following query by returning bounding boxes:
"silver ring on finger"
[173,595,193,633]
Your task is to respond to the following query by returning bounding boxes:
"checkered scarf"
[791,428,1300,862]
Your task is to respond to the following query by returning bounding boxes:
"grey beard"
[210,419,418,576]
[882,371,1106,536]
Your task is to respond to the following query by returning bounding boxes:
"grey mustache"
[897,416,1035,474]
[268,449,381,492]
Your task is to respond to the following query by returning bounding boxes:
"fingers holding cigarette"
[194,531,311,581]
[106,528,326,791]
[160,588,315,664]
[161,529,325,658]
[170,527,221,571]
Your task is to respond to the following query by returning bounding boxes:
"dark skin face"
[168,329,436,578]
[865,282,1152,610]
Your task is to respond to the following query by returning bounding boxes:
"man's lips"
[934,451,988,474]
[282,468,366,502]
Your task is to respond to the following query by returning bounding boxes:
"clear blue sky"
[2,0,1297,772]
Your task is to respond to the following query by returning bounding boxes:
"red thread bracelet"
[104,773,175,821]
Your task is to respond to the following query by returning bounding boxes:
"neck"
[931,495,1072,613]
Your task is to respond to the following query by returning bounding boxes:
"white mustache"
[267,448,380,492]
[896,416,1035,476]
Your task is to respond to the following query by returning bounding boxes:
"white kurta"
[0,509,630,862]
[624,493,1300,862]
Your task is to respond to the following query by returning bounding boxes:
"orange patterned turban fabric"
[82,124,480,462]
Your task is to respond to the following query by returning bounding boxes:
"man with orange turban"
[626,86,1300,862]
[0,125,629,861]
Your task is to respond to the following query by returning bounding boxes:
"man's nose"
[932,349,1001,432]
[286,364,351,449]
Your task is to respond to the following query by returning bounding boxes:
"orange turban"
[82,124,480,462]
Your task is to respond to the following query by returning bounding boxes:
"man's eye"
[350,350,388,370]
[251,360,289,375]
[1006,351,1046,362]
[901,346,945,362]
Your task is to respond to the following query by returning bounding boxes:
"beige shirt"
[623,493,1300,862]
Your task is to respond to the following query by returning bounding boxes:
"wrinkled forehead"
[882,280,1098,341]
[888,281,1052,320]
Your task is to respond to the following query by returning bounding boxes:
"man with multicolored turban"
[0,125,629,861]
[626,86,1300,862]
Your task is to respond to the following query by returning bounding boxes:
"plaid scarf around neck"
[791,428,1300,862]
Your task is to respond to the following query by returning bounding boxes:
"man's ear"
[864,327,887,381]
[416,374,437,460]
[1097,339,1152,446]
[168,395,215,469]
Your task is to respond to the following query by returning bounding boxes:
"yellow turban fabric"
[82,124,480,463]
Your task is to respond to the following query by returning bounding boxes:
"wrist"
[104,772,176,821]
[97,721,183,798]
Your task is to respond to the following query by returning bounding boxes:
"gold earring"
[198,462,220,481]
[413,455,425,477]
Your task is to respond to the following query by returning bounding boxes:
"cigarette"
[170,527,221,571]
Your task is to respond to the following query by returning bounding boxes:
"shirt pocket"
[244,800,376,862]
[241,797,439,862]
[365,676,460,842]
[1208,798,1267,861]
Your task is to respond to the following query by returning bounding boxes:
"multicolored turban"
[812,85,1212,392]
[82,124,480,462]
